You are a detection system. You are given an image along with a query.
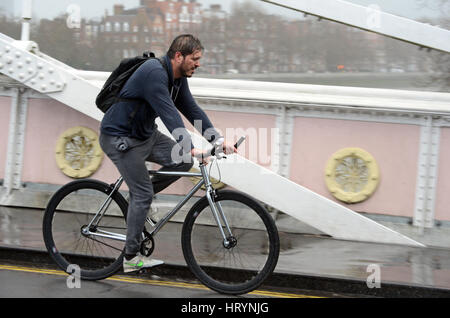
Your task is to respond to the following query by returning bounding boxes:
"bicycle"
[42,136,280,295]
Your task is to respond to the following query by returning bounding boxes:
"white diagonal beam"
[0,36,103,122]
[261,0,450,53]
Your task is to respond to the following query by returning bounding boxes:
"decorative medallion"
[55,126,103,178]
[325,147,380,203]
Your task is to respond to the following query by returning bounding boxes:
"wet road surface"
[0,263,333,298]
[2,206,450,297]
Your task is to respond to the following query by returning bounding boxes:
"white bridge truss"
[261,0,450,53]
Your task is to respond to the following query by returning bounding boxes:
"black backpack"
[95,51,166,115]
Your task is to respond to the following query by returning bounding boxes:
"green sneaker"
[123,253,164,273]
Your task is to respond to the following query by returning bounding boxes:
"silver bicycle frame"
[83,163,233,246]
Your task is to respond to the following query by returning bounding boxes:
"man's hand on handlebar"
[222,140,238,155]
[191,148,210,164]
[190,139,238,164]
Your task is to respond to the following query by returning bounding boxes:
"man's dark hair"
[167,34,204,59]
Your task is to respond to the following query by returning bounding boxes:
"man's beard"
[180,60,195,78]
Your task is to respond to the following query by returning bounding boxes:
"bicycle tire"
[181,190,280,295]
[42,179,128,280]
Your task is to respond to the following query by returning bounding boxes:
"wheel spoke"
[182,191,279,295]
[43,180,128,280]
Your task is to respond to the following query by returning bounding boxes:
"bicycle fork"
[200,165,235,249]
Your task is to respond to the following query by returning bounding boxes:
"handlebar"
[210,136,246,157]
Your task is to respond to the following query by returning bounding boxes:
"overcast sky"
[12,0,446,21]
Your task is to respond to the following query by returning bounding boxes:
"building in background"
[0,0,436,76]
[81,0,205,58]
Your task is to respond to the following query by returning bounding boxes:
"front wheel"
[181,190,280,295]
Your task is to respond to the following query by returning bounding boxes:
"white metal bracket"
[274,105,294,178]
[0,35,103,122]
[3,88,29,194]
[0,40,65,93]
[414,117,440,231]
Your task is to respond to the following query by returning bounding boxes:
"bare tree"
[416,0,450,91]
[0,15,21,39]
[33,15,94,70]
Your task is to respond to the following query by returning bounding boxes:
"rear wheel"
[42,179,128,280]
[181,190,280,295]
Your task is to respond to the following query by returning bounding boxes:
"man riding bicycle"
[99,34,236,272]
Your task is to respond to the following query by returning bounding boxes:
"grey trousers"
[99,130,193,256]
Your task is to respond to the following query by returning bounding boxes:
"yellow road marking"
[0,264,323,298]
